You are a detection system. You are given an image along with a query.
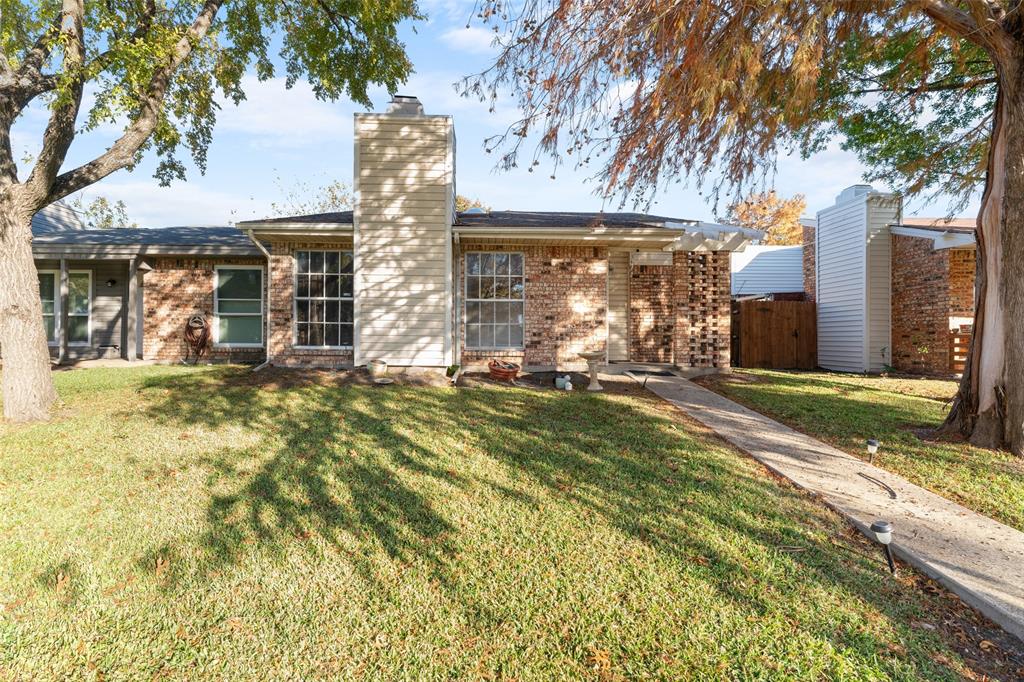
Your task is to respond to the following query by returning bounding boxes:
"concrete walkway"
[640,374,1024,642]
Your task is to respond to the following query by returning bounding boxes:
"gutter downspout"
[247,230,272,372]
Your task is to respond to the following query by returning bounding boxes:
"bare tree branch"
[913,0,1011,56]
[46,0,226,204]
[852,75,997,95]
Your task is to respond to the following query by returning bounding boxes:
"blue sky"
[11,0,980,227]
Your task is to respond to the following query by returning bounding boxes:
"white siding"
[354,114,454,366]
[815,188,899,373]
[816,197,868,372]
[730,245,804,296]
[607,250,630,361]
[865,197,898,371]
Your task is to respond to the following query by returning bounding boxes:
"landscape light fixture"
[866,439,880,463]
[869,520,897,575]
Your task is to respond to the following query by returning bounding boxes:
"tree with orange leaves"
[463,1,1021,454]
[726,191,807,246]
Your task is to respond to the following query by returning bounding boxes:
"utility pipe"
[247,230,273,372]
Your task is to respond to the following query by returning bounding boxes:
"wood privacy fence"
[949,327,971,374]
[731,300,817,369]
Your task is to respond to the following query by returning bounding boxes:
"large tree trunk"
[0,190,57,422]
[943,77,1024,455]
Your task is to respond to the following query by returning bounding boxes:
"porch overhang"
[661,222,763,252]
[891,226,976,250]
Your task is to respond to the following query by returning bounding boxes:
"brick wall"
[673,251,731,368]
[459,244,608,369]
[802,223,816,302]
[629,264,674,363]
[891,235,952,374]
[143,257,266,363]
[948,248,976,317]
[266,239,354,368]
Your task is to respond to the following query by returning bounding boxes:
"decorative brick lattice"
[802,223,816,303]
[672,251,731,369]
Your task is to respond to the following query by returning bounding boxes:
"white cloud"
[418,0,477,25]
[441,25,498,55]
[73,180,274,227]
[214,76,351,147]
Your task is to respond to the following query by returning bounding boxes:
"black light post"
[869,520,896,575]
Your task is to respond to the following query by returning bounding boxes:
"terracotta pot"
[488,359,520,382]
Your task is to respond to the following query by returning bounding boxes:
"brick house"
[30,96,758,371]
[804,185,976,375]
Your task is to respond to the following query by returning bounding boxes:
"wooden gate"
[732,300,817,369]
[949,326,971,374]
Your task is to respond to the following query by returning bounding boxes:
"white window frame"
[213,265,264,348]
[292,249,354,350]
[67,270,92,347]
[464,251,526,351]
[37,270,59,346]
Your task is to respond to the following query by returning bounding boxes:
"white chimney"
[386,95,424,116]
[836,184,874,205]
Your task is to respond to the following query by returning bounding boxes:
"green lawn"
[696,370,1024,532]
[0,366,1017,680]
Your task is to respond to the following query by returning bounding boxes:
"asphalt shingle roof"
[237,211,354,226]
[31,202,86,232]
[32,225,259,253]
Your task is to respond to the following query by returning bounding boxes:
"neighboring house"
[729,245,804,299]
[30,96,759,370]
[804,184,976,375]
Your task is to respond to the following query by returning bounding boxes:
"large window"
[294,250,354,347]
[214,266,263,346]
[38,272,57,344]
[465,252,525,349]
[37,270,91,345]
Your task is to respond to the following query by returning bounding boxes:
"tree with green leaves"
[70,195,137,229]
[465,0,1022,453]
[0,0,418,421]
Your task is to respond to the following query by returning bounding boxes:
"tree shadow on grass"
[136,370,461,592]
[129,367,1009,679]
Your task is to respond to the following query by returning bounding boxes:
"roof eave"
[891,226,976,250]
[453,225,674,239]
[32,244,262,258]
[240,222,354,231]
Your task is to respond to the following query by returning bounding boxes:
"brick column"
[672,251,731,369]
[802,223,816,302]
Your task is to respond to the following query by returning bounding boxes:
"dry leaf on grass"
[55,572,70,593]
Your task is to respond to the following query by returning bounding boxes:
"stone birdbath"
[577,351,606,392]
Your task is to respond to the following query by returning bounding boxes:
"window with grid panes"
[464,252,525,349]
[295,250,354,347]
